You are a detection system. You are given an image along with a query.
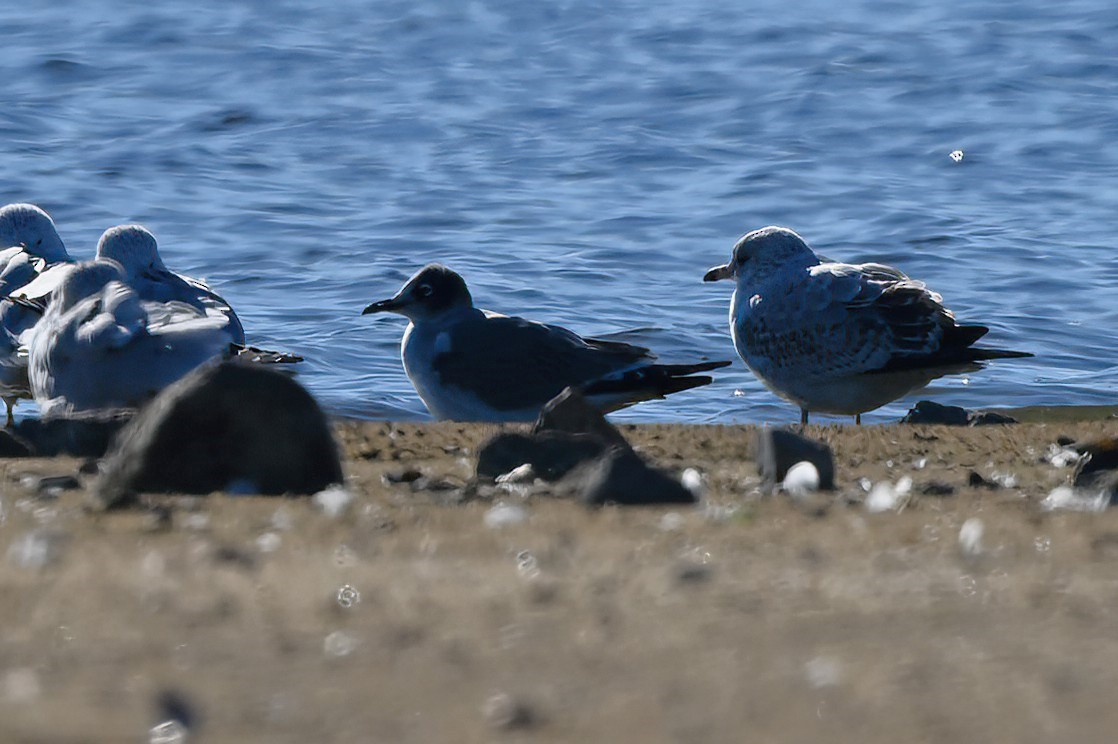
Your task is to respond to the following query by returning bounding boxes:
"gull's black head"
[362,264,474,321]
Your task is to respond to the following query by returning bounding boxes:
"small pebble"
[255,532,282,553]
[483,503,528,529]
[659,511,686,532]
[312,486,354,518]
[1041,486,1108,513]
[6,530,63,569]
[680,468,704,497]
[958,517,984,557]
[865,482,900,513]
[323,630,359,658]
[149,720,187,744]
[495,463,535,485]
[482,692,533,730]
[783,461,820,496]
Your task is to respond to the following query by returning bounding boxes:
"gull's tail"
[230,344,304,365]
[875,324,1033,374]
[582,360,732,412]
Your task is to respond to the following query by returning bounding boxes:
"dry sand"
[2,415,1118,742]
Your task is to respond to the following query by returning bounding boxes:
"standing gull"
[703,226,1031,424]
[363,264,731,421]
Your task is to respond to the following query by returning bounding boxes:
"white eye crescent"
[416,284,433,298]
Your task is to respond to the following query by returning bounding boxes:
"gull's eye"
[35,238,42,247]
[416,283,433,298]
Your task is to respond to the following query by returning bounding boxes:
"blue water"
[2,0,1116,423]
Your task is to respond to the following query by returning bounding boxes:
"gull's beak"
[703,263,733,282]
[362,295,405,315]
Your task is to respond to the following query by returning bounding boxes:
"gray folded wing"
[433,314,653,411]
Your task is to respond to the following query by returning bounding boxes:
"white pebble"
[680,468,704,497]
[255,532,282,553]
[804,656,843,688]
[496,463,535,485]
[313,486,354,518]
[6,531,61,569]
[895,476,913,496]
[4,668,41,704]
[1041,486,1108,513]
[323,630,359,658]
[659,511,686,532]
[782,461,820,496]
[958,517,984,557]
[484,502,528,529]
[149,720,187,744]
[865,482,900,513]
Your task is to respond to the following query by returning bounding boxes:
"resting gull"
[703,226,1031,424]
[28,260,278,415]
[363,264,731,421]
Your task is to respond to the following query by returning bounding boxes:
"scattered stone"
[580,447,696,506]
[6,530,65,569]
[900,400,1017,426]
[0,430,33,457]
[312,486,354,518]
[24,474,82,495]
[92,362,343,509]
[865,477,912,513]
[481,692,535,730]
[323,630,359,658]
[149,719,188,744]
[919,480,956,497]
[154,690,198,738]
[756,428,835,491]
[1056,435,1076,447]
[382,468,424,485]
[476,431,607,482]
[532,386,629,449]
[483,502,529,529]
[1073,437,1118,498]
[680,468,704,498]
[674,561,713,585]
[967,471,1000,490]
[782,461,820,496]
[495,463,536,485]
[958,517,984,557]
[1041,486,1108,513]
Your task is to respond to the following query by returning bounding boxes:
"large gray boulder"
[92,361,342,509]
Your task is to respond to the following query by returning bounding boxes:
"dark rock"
[532,387,630,450]
[919,480,956,497]
[13,410,133,458]
[0,430,33,457]
[755,428,835,491]
[967,471,999,490]
[900,400,1017,426]
[91,361,343,509]
[1056,435,1076,447]
[30,475,82,496]
[580,447,696,506]
[476,431,608,482]
[1073,437,1118,499]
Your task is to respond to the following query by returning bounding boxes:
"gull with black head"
[704,226,1032,424]
[363,264,730,421]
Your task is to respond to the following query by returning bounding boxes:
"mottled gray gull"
[703,226,1031,424]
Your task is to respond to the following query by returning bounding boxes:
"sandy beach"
[2,413,1118,742]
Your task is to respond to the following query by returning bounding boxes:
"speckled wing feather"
[433,314,652,411]
[739,261,966,382]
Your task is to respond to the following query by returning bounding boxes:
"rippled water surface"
[3,0,1115,422]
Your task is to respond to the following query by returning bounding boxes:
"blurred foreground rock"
[900,400,1017,426]
[1073,436,1118,501]
[475,387,695,506]
[92,361,343,509]
[756,427,835,491]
